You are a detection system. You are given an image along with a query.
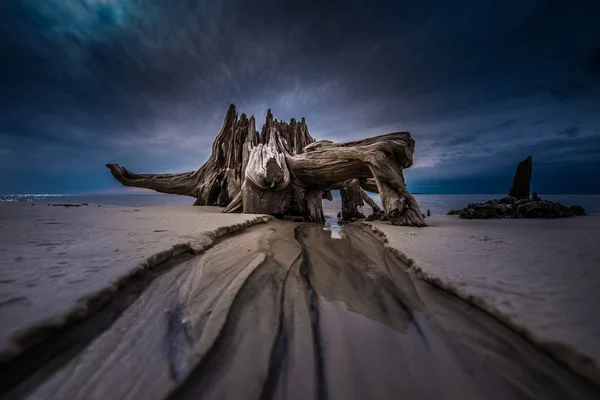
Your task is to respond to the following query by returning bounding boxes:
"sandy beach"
[0,204,270,363]
[4,0,600,398]
[365,215,600,385]
[1,203,599,399]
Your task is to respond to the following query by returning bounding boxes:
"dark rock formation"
[447,155,585,219]
[447,197,586,219]
[508,156,532,199]
[570,205,586,216]
[498,196,517,204]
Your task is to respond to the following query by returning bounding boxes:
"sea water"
[2,193,599,216]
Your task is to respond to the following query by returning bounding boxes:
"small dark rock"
[460,207,500,220]
[517,202,543,218]
[498,196,517,204]
[293,217,304,222]
[447,209,461,215]
[531,191,541,201]
[515,198,530,206]
[569,205,586,216]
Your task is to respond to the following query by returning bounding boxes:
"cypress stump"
[107,105,425,227]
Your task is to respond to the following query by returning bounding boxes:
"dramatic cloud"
[1,0,599,193]
[558,127,580,138]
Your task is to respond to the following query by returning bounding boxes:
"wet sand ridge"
[4,221,598,400]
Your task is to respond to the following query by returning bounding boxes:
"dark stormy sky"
[1,0,599,194]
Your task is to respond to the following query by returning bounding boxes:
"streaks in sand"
[4,221,600,400]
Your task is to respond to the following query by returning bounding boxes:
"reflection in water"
[299,224,417,335]
[322,217,342,239]
[294,223,597,400]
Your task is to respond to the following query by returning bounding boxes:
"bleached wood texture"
[107,105,425,226]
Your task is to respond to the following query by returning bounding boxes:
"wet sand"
[0,203,270,364]
[5,219,598,399]
[365,215,600,385]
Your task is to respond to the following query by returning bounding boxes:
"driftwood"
[508,156,532,199]
[107,105,425,226]
[338,179,366,220]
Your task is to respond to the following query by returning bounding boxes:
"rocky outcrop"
[447,196,586,219]
[508,156,532,199]
[446,156,585,220]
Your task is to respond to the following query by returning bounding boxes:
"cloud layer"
[1,0,599,193]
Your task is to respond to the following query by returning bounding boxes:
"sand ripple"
[7,221,599,400]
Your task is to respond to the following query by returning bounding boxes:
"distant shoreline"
[3,193,600,215]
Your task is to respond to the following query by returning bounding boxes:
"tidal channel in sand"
[4,220,599,400]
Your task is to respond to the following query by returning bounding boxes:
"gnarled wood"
[106,166,199,197]
[108,105,256,206]
[340,179,366,220]
[359,178,379,193]
[107,105,425,226]
[361,190,381,213]
[283,133,425,226]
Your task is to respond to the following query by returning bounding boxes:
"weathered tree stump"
[508,156,532,199]
[339,179,366,220]
[107,105,426,226]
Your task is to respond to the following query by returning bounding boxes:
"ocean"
[2,193,599,216]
